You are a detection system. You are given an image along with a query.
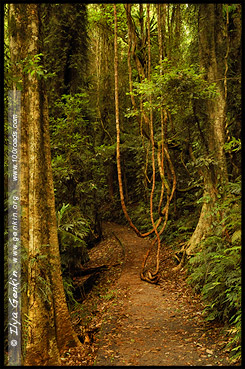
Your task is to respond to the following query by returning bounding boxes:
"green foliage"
[128,60,220,174]
[7,53,55,90]
[50,93,98,205]
[132,60,218,115]
[63,276,81,310]
[50,92,105,245]
[17,53,55,80]
[57,203,90,274]
[187,180,241,361]
[88,3,127,37]
[41,3,89,101]
[224,136,241,153]
[57,203,91,307]
[226,309,242,363]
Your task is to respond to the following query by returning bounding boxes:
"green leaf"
[231,230,241,244]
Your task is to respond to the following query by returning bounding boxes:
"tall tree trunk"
[156,4,167,60]
[9,4,82,365]
[114,4,141,237]
[185,4,228,256]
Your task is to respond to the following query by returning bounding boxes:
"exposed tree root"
[140,270,161,284]
[172,251,187,272]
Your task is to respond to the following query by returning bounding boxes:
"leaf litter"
[61,222,239,366]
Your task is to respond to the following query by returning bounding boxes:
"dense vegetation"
[5,3,241,364]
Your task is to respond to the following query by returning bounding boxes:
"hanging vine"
[114,4,142,237]
[114,4,176,284]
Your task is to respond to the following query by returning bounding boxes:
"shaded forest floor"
[61,222,239,366]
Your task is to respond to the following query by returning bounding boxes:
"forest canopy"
[4,3,241,366]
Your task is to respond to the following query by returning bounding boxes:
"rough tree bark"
[9,4,82,365]
[183,4,228,258]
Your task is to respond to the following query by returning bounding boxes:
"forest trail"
[90,222,231,366]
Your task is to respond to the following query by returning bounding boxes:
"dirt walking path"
[93,222,231,366]
[61,222,235,366]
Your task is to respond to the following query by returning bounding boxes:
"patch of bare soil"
[61,222,238,366]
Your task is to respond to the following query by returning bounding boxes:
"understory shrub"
[187,180,241,362]
[57,203,92,306]
[57,203,91,273]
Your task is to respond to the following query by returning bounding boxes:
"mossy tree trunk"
[185,4,228,256]
[9,4,82,365]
